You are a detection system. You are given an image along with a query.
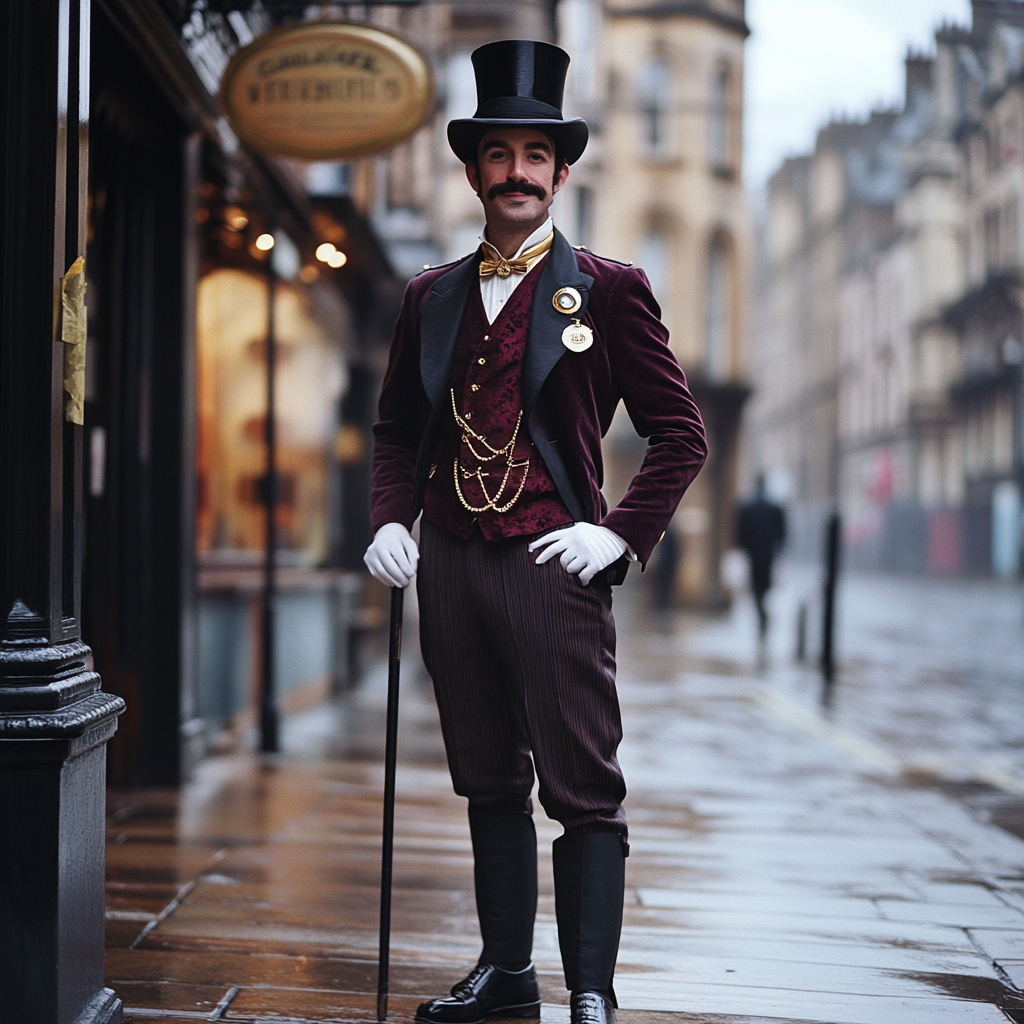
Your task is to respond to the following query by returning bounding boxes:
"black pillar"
[0,3,123,1023]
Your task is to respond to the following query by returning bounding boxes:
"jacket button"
[478,357,486,365]
[483,335,490,341]
[471,384,480,392]
[464,412,472,420]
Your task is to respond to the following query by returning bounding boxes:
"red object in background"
[870,447,895,504]
[928,510,962,574]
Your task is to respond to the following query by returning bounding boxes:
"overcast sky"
[744,0,973,189]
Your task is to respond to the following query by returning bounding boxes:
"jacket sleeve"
[370,282,429,533]
[598,267,708,565]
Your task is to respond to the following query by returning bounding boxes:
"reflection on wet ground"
[108,572,1024,1024]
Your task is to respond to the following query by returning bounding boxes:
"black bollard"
[796,601,808,662]
[821,512,842,686]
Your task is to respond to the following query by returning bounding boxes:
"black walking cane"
[377,585,404,1021]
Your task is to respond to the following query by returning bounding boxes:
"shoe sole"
[414,1001,541,1024]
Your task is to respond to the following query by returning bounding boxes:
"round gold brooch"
[552,287,582,316]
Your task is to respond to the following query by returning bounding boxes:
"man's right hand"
[364,523,419,588]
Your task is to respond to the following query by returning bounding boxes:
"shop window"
[196,268,346,565]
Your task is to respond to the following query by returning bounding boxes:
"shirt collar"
[480,217,554,262]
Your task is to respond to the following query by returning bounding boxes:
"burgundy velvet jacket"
[370,229,708,567]
[423,259,573,539]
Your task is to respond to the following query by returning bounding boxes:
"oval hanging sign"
[219,22,434,160]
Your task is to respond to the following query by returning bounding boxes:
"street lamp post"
[258,232,280,754]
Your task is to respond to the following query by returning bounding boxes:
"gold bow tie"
[478,231,554,279]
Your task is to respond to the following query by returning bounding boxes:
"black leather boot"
[414,963,541,1024]
[415,810,541,1024]
[552,832,627,1010]
[469,806,537,967]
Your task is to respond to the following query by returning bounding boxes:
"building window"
[576,185,593,249]
[638,229,670,323]
[638,58,672,155]
[1005,197,1019,265]
[709,65,732,173]
[985,207,1001,270]
[705,233,732,379]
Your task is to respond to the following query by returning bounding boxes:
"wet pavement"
[106,568,1024,1024]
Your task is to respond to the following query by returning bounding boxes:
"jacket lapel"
[419,252,480,409]
[523,230,594,523]
[522,230,594,418]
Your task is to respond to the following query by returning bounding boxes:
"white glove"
[364,523,419,588]
[528,523,628,585]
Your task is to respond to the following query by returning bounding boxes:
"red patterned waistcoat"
[422,260,573,540]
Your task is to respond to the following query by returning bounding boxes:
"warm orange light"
[255,233,275,251]
[225,207,249,231]
[315,242,336,262]
[327,250,347,268]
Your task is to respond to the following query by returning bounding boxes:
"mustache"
[488,178,547,201]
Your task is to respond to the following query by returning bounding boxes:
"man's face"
[466,128,569,230]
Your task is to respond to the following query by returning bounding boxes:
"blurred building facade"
[750,0,1024,578]
[81,0,402,786]
[29,0,752,787]
[365,0,751,606]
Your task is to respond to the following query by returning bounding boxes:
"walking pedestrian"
[736,475,787,640]
[364,40,707,1024]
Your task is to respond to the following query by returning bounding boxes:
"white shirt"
[478,217,553,325]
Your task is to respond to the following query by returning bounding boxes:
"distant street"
[107,568,1024,1024]
[680,563,1024,795]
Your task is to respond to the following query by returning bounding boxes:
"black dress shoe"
[415,963,541,1024]
[570,991,615,1024]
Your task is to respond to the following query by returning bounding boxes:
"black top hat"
[447,40,589,165]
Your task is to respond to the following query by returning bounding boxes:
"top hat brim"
[447,118,589,166]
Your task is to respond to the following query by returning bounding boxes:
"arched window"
[638,229,671,324]
[709,64,731,172]
[705,233,732,379]
[638,58,671,155]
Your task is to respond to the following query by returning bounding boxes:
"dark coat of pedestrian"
[736,478,786,636]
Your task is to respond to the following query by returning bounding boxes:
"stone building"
[750,0,1024,577]
[583,0,751,606]
[365,0,752,605]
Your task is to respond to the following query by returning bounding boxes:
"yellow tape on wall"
[61,255,87,425]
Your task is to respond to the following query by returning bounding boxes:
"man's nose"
[508,154,532,180]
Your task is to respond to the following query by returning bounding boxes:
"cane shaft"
[377,586,404,1021]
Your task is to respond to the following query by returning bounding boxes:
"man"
[365,40,707,1024]
[736,476,787,639]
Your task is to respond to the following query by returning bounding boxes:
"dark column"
[0,3,123,1023]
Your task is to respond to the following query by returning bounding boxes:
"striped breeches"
[417,521,627,836]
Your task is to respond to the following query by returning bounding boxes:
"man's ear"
[466,161,482,197]
[552,162,569,194]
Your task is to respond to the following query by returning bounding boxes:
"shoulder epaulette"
[572,245,634,267]
[414,253,474,276]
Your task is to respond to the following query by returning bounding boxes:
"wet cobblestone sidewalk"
[106,574,1024,1024]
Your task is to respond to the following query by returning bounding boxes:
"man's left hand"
[529,523,628,585]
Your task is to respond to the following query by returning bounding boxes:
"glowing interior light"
[315,242,337,262]
[327,250,347,268]
[255,233,275,251]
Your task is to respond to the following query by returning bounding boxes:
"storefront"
[83,0,399,786]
